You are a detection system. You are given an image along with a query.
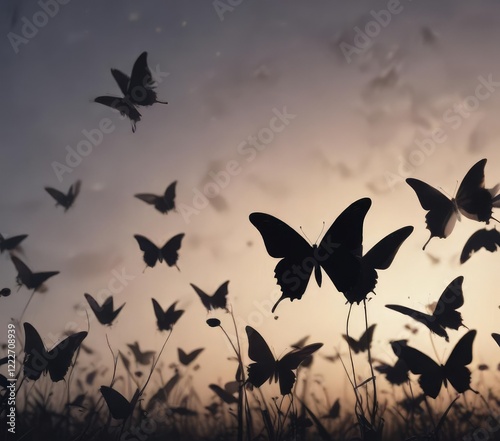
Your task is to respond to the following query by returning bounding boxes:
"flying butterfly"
[209,383,238,404]
[135,181,177,214]
[406,159,500,250]
[127,342,155,365]
[94,52,168,132]
[249,198,371,312]
[23,322,87,382]
[245,326,323,395]
[392,330,477,399]
[342,324,376,354]
[386,276,465,342]
[0,233,28,253]
[134,234,184,270]
[152,299,184,332]
[190,281,229,312]
[100,386,140,420]
[11,255,59,292]
[84,293,125,326]
[45,180,81,211]
[460,228,500,263]
[178,348,204,366]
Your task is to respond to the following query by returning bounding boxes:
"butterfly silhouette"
[45,180,81,211]
[209,383,238,404]
[100,386,140,420]
[178,348,204,366]
[249,198,371,312]
[392,330,477,398]
[94,52,168,132]
[23,322,87,382]
[0,233,27,253]
[190,281,229,311]
[127,342,155,365]
[134,234,184,269]
[152,299,184,331]
[342,324,376,353]
[245,326,323,395]
[406,159,500,250]
[84,293,125,326]
[11,255,59,292]
[322,398,341,419]
[386,276,465,342]
[460,228,500,263]
[135,181,177,214]
[374,340,409,385]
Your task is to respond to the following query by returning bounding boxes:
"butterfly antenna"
[491,216,500,223]
[175,264,180,272]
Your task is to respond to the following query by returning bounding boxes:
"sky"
[1,0,500,407]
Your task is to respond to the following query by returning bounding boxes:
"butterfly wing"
[161,234,184,268]
[245,326,276,388]
[111,68,130,96]
[47,331,88,382]
[178,348,204,366]
[128,52,158,106]
[45,187,67,207]
[162,181,177,213]
[492,333,500,347]
[460,228,500,263]
[318,198,370,292]
[11,255,33,286]
[211,281,229,310]
[406,178,457,250]
[249,213,314,311]
[190,283,212,310]
[134,235,160,267]
[0,234,28,252]
[23,322,48,380]
[444,330,476,394]
[342,325,375,353]
[100,386,133,420]
[433,276,464,331]
[374,359,409,385]
[94,96,141,131]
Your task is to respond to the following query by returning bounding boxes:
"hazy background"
[1,0,500,407]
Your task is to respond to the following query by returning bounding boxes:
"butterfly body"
[135,181,177,214]
[134,234,184,269]
[45,180,81,211]
[250,198,372,312]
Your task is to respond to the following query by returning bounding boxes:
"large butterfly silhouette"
[386,276,465,342]
[152,299,184,332]
[135,181,177,214]
[245,326,323,395]
[406,159,500,250]
[84,293,125,326]
[249,198,371,312]
[134,234,184,269]
[11,255,59,292]
[190,280,229,311]
[342,324,376,354]
[0,233,27,253]
[45,180,81,211]
[95,52,168,132]
[392,330,477,399]
[23,322,87,382]
[460,227,500,263]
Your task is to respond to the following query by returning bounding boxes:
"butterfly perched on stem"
[134,234,184,270]
[386,276,465,341]
[249,198,371,312]
[245,326,323,395]
[23,322,87,382]
[152,299,184,332]
[100,386,140,420]
[342,324,376,354]
[84,293,125,326]
[460,227,500,263]
[190,281,229,312]
[135,181,177,214]
[392,330,477,399]
[406,159,500,250]
[45,180,81,211]
[0,233,27,253]
[94,52,168,132]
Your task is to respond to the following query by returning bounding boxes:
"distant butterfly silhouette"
[100,386,140,420]
[386,276,465,342]
[84,293,125,326]
[342,324,376,354]
[23,322,87,382]
[94,52,168,132]
[249,198,371,312]
[135,181,177,214]
[245,326,323,395]
[190,281,229,311]
[0,233,27,253]
[127,342,155,365]
[209,383,238,404]
[392,330,477,398]
[322,398,340,419]
[178,348,204,366]
[152,299,184,331]
[11,255,59,291]
[492,333,500,347]
[134,234,184,269]
[45,180,81,211]
[460,228,500,263]
[406,159,500,250]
